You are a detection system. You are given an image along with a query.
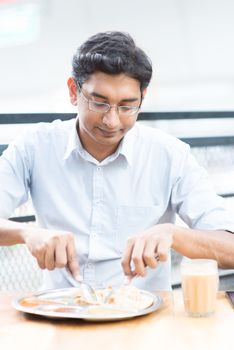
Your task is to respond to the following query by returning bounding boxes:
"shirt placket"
[83,165,103,284]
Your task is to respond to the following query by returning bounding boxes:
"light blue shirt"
[0,117,234,291]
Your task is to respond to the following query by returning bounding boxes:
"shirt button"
[87,262,93,268]
[95,200,100,205]
[96,167,101,171]
[91,232,97,238]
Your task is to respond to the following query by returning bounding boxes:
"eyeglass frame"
[76,82,142,116]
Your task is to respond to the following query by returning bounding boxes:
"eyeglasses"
[77,83,141,116]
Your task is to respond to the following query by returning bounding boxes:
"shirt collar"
[63,116,82,160]
[63,116,138,166]
[117,125,138,166]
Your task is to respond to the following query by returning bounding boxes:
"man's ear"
[67,77,78,106]
[142,88,147,100]
[139,88,147,108]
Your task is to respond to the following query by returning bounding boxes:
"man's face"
[67,72,145,158]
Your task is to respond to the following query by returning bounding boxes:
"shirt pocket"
[115,205,158,254]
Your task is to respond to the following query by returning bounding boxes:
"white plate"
[12,287,163,322]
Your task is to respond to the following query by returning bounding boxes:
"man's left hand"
[121,223,174,277]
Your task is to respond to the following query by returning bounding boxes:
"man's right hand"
[22,227,80,280]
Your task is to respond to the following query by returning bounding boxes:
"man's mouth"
[97,127,121,137]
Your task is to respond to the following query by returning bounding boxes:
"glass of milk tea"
[181,258,219,317]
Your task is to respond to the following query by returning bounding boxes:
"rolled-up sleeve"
[171,144,234,232]
[0,141,31,219]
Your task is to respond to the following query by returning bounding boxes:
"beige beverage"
[181,259,219,317]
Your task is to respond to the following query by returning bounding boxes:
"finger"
[44,242,56,270]
[66,239,80,280]
[157,240,170,261]
[55,241,68,268]
[143,238,159,268]
[34,246,46,270]
[121,238,135,276]
[131,236,147,276]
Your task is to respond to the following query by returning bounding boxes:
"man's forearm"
[172,225,234,268]
[0,218,26,245]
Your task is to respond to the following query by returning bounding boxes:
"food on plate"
[106,286,154,310]
[20,297,67,308]
[19,286,154,313]
[74,285,154,311]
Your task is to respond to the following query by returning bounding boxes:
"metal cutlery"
[64,268,98,304]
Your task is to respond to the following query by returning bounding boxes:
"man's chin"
[95,135,123,145]
[96,128,122,138]
[94,128,124,142]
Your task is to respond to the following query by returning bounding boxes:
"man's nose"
[102,106,120,129]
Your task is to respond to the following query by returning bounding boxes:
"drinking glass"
[181,258,219,317]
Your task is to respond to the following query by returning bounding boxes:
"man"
[0,31,234,291]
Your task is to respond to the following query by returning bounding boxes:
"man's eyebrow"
[121,98,139,103]
[90,91,139,103]
[90,92,108,99]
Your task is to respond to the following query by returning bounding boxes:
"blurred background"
[1,0,234,113]
[0,0,234,291]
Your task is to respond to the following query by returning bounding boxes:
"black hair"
[72,31,152,92]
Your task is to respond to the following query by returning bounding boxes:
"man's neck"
[76,124,121,162]
[85,145,119,162]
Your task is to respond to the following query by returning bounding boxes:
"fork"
[104,254,160,303]
[103,275,135,303]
